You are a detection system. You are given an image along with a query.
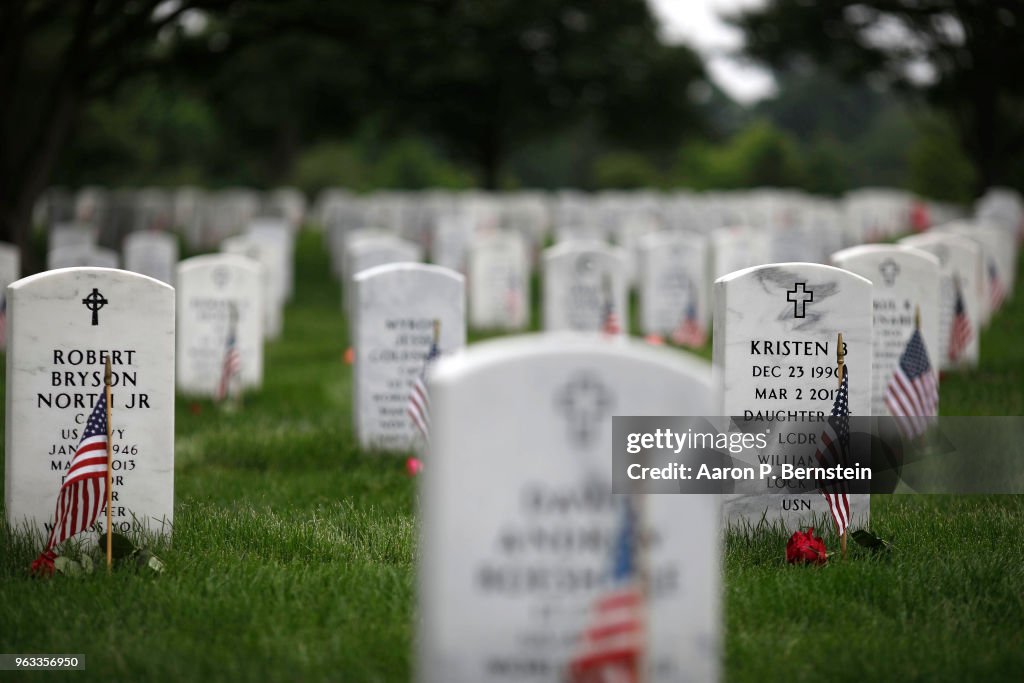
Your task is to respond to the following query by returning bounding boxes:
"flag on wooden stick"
[884,313,938,440]
[568,496,645,682]
[948,276,973,363]
[814,358,851,538]
[988,259,1006,313]
[31,392,109,575]
[407,320,440,439]
[670,296,706,348]
[601,274,621,335]
[216,304,241,402]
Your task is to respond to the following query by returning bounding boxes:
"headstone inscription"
[4,268,175,540]
[467,231,530,331]
[176,254,264,396]
[899,233,982,369]
[712,263,873,530]
[352,263,465,452]
[542,242,628,336]
[831,245,940,418]
[419,334,720,683]
[637,231,709,344]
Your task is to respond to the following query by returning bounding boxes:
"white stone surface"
[221,235,284,340]
[4,267,175,540]
[637,231,709,340]
[713,262,873,530]
[831,245,940,418]
[123,231,178,285]
[176,255,263,395]
[353,263,465,452]
[419,334,720,683]
[542,242,628,335]
[899,233,982,369]
[467,231,530,331]
[47,245,119,270]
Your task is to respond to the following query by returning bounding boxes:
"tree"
[0,0,236,267]
[728,0,1024,194]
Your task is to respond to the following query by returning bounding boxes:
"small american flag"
[33,392,109,570]
[884,327,938,440]
[814,365,851,536]
[670,298,706,348]
[988,259,1006,313]
[407,340,440,439]
[568,496,644,682]
[216,324,241,402]
[948,277,973,363]
[504,272,523,323]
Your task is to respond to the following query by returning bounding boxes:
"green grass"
[0,231,1022,682]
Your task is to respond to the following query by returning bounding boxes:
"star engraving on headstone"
[556,371,614,448]
[786,282,813,319]
[81,288,108,326]
[879,258,900,286]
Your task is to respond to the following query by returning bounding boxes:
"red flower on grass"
[405,457,423,476]
[786,528,827,565]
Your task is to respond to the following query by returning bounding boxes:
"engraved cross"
[82,288,108,326]
[786,282,813,319]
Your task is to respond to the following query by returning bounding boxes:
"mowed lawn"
[0,230,1022,682]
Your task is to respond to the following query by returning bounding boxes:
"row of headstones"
[2,242,1016,681]
[336,216,1016,357]
[318,186,973,249]
[350,246,1006,680]
[37,186,306,252]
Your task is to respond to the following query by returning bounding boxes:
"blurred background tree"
[3,0,1023,259]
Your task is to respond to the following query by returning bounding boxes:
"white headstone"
[123,231,178,285]
[221,235,283,340]
[4,268,175,540]
[47,245,119,270]
[637,232,709,344]
[176,255,264,396]
[543,242,628,336]
[899,233,982,369]
[344,235,424,318]
[830,245,940,418]
[467,231,530,331]
[246,218,295,301]
[50,224,97,251]
[352,263,465,452]
[713,263,873,529]
[420,334,720,683]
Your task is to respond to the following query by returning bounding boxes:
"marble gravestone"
[353,263,465,452]
[467,231,530,331]
[713,263,872,530]
[831,245,940,418]
[49,223,97,251]
[123,231,179,285]
[419,334,720,683]
[899,233,982,369]
[47,245,119,270]
[222,235,283,340]
[344,235,424,318]
[431,215,475,275]
[0,242,21,346]
[637,231,709,343]
[246,219,295,301]
[710,227,771,281]
[4,268,175,541]
[176,255,263,396]
[542,242,628,336]
[933,221,1016,323]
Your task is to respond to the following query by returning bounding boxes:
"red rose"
[786,528,827,565]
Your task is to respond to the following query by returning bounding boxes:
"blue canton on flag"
[884,328,939,440]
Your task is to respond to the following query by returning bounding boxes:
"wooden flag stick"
[836,333,847,559]
[915,305,921,331]
[104,359,114,572]
[432,318,440,345]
